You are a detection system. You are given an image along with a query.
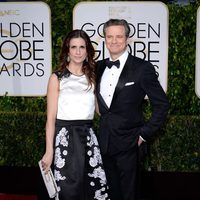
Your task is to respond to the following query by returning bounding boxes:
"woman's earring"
[85,57,88,62]
[67,56,70,62]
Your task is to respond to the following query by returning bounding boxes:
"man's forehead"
[105,25,126,34]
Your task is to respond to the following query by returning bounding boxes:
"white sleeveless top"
[56,74,95,120]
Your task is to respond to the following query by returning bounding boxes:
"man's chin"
[109,51,124,57]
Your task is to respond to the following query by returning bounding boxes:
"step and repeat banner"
[73,1,169,92]
[196,7,200,98]
[0,2,51,96]
[1,1,200,98]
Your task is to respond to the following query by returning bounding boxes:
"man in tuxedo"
[96,19,170,200]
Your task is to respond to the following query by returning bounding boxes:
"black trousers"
[102,147,139,200]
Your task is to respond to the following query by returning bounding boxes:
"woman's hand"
[41,151,53,174]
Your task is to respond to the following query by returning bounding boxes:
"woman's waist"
[55,118,93,127]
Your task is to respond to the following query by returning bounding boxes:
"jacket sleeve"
[139,62,170,141]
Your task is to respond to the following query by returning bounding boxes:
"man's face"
[105,25,128,59]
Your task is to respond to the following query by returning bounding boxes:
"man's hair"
[103,19,130,38]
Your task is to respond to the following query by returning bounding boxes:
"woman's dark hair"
[57,29,96,89]
[103,19,130,38]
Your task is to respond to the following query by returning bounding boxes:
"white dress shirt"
[100,51,128,108]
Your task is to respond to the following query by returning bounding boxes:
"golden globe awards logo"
[73,2,169,92]
[0,22,45,77]
[0,2,51,96]
[80,22,161,70]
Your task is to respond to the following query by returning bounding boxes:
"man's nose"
[111,37,117,43]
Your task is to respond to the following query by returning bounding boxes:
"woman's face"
[68,37,87,65]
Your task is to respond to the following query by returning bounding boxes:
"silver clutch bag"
[38,160,59,198]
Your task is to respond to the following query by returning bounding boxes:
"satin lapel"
[96,59,108,86]
[111,55,133,103]
[97,92,109,110]
[97,59,109,110]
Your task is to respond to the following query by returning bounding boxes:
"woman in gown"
[41,29,109,200]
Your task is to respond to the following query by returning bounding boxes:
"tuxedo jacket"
[96,54,170,155]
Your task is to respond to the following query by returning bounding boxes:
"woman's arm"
[41,74,59,172]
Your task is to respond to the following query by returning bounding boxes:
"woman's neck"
[67,63,83,76]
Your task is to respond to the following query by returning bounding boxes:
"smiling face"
[68,37,87,65]
[105,25,128,60]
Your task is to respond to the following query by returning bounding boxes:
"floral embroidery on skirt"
[53,119,110,200]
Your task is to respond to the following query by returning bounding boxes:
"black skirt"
[54,119,110,200]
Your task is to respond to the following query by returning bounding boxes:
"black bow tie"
[106,59,120,69]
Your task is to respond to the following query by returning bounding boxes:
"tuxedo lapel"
[97,59,108,85]
[97,92,109,110]
[111,55,133,104]
[97,55,135,110]
[97,59,109,110]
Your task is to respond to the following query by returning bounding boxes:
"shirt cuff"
[139,135,146,142]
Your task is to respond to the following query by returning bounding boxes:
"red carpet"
[0,194,37,200]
